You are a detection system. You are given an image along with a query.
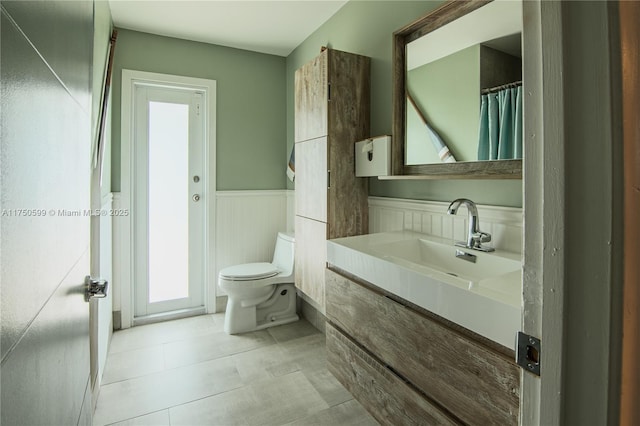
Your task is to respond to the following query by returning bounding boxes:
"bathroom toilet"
[218,232,298,334]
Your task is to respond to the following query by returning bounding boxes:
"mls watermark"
[1,209,129,217]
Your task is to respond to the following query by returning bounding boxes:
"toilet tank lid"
[220,262,279,280]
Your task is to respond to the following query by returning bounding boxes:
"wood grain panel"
[326,324,460,426]
[294,51,328,143]
[294,216,327,311]
[295,137,327,222]
[293,48,370,312]
[326,269,520,425]
[326,50,370,238]
[379,159,522,180]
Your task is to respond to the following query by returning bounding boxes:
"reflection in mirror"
[404,0,522,166]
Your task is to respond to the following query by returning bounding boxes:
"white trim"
[101,192,114,208]
[522,2,565,423]
[111,193,123,314]
[120,69,217,328]
[521,1,545,423]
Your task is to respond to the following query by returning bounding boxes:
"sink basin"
[371,237,520,284]
[327,231,522,349]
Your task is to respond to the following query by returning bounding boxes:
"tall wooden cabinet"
[294,48,370,312]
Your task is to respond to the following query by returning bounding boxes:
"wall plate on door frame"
[516,331,541,376]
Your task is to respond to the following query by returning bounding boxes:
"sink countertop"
[327,231,522,350]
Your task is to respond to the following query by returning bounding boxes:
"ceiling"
[108,0,348,57]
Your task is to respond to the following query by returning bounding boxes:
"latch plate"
[516,331,541,376]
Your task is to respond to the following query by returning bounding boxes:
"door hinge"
[327,169,331,189]
[195,103,201,116]
[516,332,541,376]
[327,82,331,102]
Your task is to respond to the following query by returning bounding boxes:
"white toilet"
[218,232,298,334]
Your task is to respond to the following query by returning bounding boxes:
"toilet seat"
[220,262,279,281]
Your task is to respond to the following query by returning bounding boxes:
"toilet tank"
[272,232,295,276]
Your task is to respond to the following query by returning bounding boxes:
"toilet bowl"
[218,232,298,334]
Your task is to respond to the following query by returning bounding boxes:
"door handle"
[193,194,200,202]
[85,276,108,302]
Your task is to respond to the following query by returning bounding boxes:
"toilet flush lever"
[85,276,108,302]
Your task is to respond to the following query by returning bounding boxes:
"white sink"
[371,238,520,282]
[327,231,522,349]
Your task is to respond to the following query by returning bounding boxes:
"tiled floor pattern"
[93,314,378,426]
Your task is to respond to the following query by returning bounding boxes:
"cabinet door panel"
[294,51,327,142]
[295,137,327,222]
[327,324,460,426]
[294,216,327,310]
[326,269,520,425]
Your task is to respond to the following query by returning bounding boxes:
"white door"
[133,85,206,320]
[1,2,95,424]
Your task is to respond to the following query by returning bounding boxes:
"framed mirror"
[389,0,523,179]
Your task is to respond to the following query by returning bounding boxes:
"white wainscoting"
[215,190,294,295]
[368,196,523,254]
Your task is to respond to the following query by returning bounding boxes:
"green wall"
[111,29,287,191]
[286,1,522,207]
[110,0,523,206]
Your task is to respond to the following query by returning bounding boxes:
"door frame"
[120,69,217,329]
[522,1,625,423]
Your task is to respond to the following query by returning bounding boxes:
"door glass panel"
[148,101,189,303]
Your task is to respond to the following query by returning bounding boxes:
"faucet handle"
[471,231,495,252]
[474,231,492,243]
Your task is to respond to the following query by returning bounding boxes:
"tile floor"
[93,314,378,426]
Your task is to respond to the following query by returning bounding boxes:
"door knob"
[85,276,108,302]
[193,194,200,202]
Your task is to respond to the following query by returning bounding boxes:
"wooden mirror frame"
[389,0,522,180]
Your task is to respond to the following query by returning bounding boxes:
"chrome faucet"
[446,198,494,252]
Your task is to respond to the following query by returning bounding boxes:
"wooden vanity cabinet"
[326,268,520,425]
[294,49,370,312]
